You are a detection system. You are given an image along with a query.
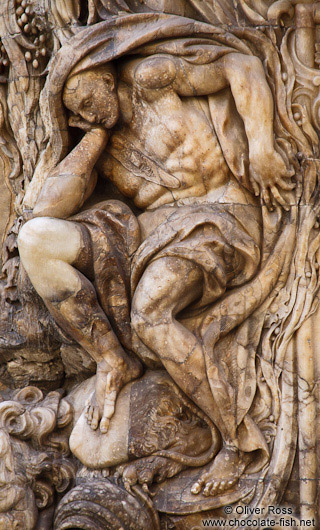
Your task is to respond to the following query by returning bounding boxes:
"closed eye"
[81,98,92,109]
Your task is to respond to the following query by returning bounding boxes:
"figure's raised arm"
[33,127,109,219]
[219,53,294,209]
[136,53,294,209]
[33,65,119,219]
[171,52,294,208]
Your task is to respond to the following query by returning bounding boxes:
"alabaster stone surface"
[0,1,320,529]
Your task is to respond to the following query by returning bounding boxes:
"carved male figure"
[18,50,293,495]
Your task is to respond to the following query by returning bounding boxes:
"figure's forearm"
[33,128,108,218]
[174,53,275,158]
[224,54,275,157]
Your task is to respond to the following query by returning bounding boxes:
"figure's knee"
[131,296,157,340]
[131,258,203,337]
[131,284,169,342]
[18,217,49,267]
[131,266,181,341]
[18,217,82,269]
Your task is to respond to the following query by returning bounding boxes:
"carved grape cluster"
[15,0,49,70]
[15,0,31,32]
[315,43,320,67]
[0,41,9,72]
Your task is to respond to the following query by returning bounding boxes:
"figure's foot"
[85,355,142,433]
[191,446,251,497]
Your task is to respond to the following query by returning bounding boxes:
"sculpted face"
[63,67,119,129]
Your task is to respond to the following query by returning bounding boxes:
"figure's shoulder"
[118,55,177,90]
[134,55,177,90]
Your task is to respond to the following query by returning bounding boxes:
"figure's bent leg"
[132,256,252,496]
[18,218,141,432]
[18,217,84,301]
[132,257,226,428]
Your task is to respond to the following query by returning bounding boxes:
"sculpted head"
[63,64,119,129]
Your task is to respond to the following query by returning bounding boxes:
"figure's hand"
[68,114,105,133]
[249,149,295,210]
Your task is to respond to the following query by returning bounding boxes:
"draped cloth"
[130,200,295,467]
[72,200,140,352]
[131,203,262,311]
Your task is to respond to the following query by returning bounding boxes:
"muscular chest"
[103,94,230,208]
[131,95,221,173]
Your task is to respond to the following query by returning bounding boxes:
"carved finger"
[285,165,295,178]
[114,467,123,478]
[270,186,290,211]
[278,178,295,191]
[249,177,260,196]
[113,471,121,485]
[261,188,272,210]
[270,189,278,210]
[68,115,92,131]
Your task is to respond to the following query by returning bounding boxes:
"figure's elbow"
[33,199,68,219]
[225,53,264,79]
[32,201,63,218]
[33,175,85,219]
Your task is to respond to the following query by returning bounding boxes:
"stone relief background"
[0,1,319,529]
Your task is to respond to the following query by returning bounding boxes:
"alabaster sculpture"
[0,0,319,528]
